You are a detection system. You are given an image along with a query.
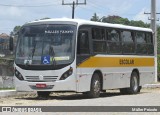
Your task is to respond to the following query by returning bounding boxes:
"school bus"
[14,18,155,98]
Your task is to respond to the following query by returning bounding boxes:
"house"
[0,33,10,56]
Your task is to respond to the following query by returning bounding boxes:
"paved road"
[0,88,160,115]
[0,88,160,106]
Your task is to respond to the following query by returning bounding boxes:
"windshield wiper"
[25,42,36,66]
[49,46,56,67]
[31,42,36,60]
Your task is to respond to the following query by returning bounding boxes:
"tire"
[87,73,101,98]
[37,91,51,98]
[128,71,139,94]
[137,86,142,92]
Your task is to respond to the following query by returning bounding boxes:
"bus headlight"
[60,67,73,80]
[15,68,24,80]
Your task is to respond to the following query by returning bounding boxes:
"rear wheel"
[87,73,101,98]
[137,86,142,92]
[120,71,140,94]
[128,71,139,94]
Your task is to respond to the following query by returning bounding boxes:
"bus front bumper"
[15,77,77,92]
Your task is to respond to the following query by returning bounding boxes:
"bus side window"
[136,32,147,54]
[122,30,135,54]
[77,31,89,54]
[146,32,154,55]
[107,29,122,54]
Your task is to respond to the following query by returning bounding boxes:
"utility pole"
[144,0,160,82]
[72,1,75,19]
[62,0,86,19]
[151,0,157,82]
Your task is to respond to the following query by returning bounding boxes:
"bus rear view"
[14,19,77,97]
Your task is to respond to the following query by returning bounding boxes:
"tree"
[90,13,152,28]
[13,26,21,35]
[90,13,100,22]
[129,20,149,28]
[102,15,121,23]
[157,26,160,54]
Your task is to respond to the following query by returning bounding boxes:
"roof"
[26,18,152,32]
[0,33,10,39]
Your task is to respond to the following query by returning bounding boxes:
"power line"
[0,3,58,7]
[62,0,86,19]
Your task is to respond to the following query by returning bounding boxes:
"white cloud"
[133,8,150,23]
[9,7,22,17]
[106,0,133,15]
[0,0,156,34]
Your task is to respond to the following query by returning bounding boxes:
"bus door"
[76,29,92,92]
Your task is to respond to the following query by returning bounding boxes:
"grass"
[0,87,15,90]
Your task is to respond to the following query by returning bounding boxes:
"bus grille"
[25,76,58,82]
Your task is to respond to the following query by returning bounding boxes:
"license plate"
[36,84,47,88]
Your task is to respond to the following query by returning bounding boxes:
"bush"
[158,55,160,81]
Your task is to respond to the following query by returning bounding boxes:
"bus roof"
[27,18,152,32]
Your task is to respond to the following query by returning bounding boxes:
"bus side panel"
[102,68,131,89]
[76,68,93,92]
[139,67,155,85]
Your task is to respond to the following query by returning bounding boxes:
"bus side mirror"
[9,36,14,51]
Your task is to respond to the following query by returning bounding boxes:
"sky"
[0,0,160,34]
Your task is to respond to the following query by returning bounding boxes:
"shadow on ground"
[15,91,147,101]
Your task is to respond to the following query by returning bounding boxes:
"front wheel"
[87,73,101,98]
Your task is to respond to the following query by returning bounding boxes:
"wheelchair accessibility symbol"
[42,56,50,64]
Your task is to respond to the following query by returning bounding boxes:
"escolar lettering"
[119,59,134,65]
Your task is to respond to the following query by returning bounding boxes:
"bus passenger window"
[122,31,135,54]
[136,32,146,43]
[146,33,154,55]
[107,29,122,54]
[92,28,106,53]
[136,32,147,54]
[77,31,89,54]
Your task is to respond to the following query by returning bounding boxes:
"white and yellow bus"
[14,18,155,98]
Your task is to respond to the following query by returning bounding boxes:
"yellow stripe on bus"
[78,57,154,68]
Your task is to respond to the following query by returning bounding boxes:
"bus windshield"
[15,24,76,66]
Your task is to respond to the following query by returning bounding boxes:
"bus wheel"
[138,86,142,92]
[87,73,101,98]
[37,91,51,98]
[128,71,139,94]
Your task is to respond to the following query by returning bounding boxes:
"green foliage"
[158,26,160,54]
[90,13,100,22]
[13,26,21,34]
[101,15,130,25]
[158,54,160,80]
[129,20,150,28]
[158,55,160,74]
[90,14,150,28]
[0,88,15,90]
